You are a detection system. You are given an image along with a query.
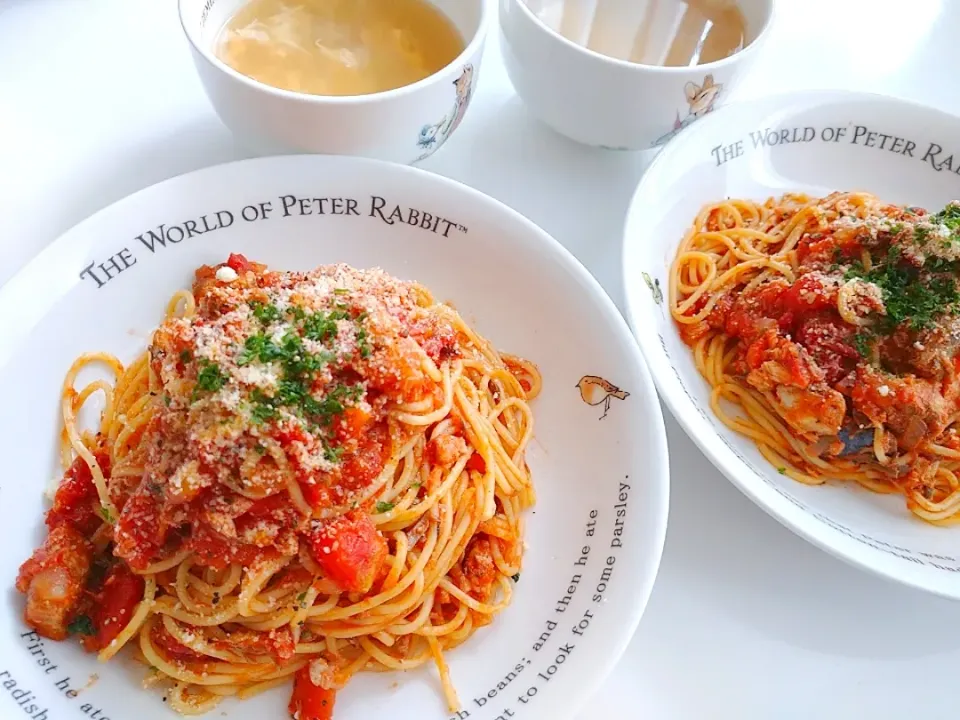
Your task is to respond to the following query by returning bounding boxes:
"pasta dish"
[671,192,960,525]
[16,254,539,718]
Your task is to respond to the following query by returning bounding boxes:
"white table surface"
[4,1,960,718]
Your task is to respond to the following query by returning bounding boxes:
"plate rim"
[621,89,960,600]
[0,153,672,717]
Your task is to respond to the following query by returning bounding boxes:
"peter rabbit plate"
[0,156,668,720]
[624,91,960,600]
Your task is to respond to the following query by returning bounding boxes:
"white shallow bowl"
[623,90,960,600]
[179,0,490,164]
[0,156,668,720]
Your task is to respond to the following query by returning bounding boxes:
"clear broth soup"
[216,0,465,96]
[527,0,746,67]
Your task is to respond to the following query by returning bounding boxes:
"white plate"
[0,155,668,720]
[623,90,960,600]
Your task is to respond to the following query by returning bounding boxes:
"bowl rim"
[500,0,776,75]
[177,0,492,105]
[621,89,960,600]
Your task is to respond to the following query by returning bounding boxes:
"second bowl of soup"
[180,0,489,163]
[499,0,774,150]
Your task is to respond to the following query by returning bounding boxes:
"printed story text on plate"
[448,480,631,720]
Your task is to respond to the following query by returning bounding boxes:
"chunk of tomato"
[781,274,838,314]
[226,253,257,274]
[339,424,389,491]
[465,453,486,474]
[91,563,145,650]
[305,510,387,594]
[47,454,109,536]
[289,666,336,720]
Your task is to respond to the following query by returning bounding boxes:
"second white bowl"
[179,0,491,164]
[499,0,774,150]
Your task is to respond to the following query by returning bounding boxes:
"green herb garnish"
[179,349,193,364]
[845,243,960,336]
[934,202,960,231]
[356,324,372,359]
[375,501,395,513]
[67,615,95,636]
[98,505,115,524]
[323,444,344,463]
[852,331,875,357]
[302,308,349,343]
[250,390,280,424]
[250,301,282,325]
[511,573,521,582]
[193,360,227,399]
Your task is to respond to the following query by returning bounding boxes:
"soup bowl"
[499,0,774,151]
[179,0,491,164]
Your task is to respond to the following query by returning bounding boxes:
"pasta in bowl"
[624,90,960,599]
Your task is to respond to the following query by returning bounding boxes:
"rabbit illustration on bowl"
[415,64,476,161]
[651,74,723,147]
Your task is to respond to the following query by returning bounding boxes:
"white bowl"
[0,155,669,720]
[623,90,960,599]
[499,0,774,151]
[178,0,491,164]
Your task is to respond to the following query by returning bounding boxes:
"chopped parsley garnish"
[356,324,372,358]
[323,444,344,462]
[375,501,395,513]
[179,349,193,364]
[924,256,958,273]
[242,330,362,432]
[67,615,95,636]
[852,331,874,357]
[98,505,115,524]
[162,393,171,407]
[777,467,787,475]
[250,301,282,325]
[250,390,280,424]
[844,242,960,350]
[193,360,228,399]
[302,308,350,343]
[935,202,960,231]
[224,296,376,459]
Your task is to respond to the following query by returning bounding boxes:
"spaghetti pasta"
[16,255,540,718]
[670,191,960,525]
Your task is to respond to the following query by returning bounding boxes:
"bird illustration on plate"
[576,375,630,419]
